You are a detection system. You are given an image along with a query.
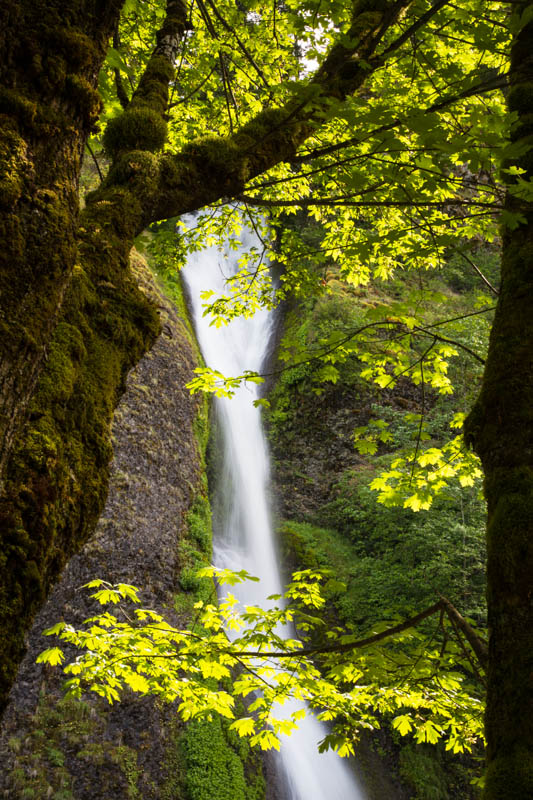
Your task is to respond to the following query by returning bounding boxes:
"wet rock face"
[268,385,368,520]
[0,255,206,799]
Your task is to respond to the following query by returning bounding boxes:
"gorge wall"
[0,253,263,800]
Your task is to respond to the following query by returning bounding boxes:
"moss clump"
[65,74,101,126]
[177,539,210,595]
[4,696,94,798]
[49,28,98,73]
[237,106,307,159]
[34,322,87,408]
[108,150,160,190]
[178,107,307,193]
[178,718,247,800]
[177,473,212,602]
[0,118,28,206]
[132,55,175,114]
[180,136,245,186]
[110,747,141,800]
[186,492,212,554]
[163,717,264,800]
[103,107,167,159]
[0,89,38,131]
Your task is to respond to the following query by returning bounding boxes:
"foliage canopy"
[39,570,486,757]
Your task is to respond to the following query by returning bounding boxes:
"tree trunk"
[0,0,159,708]
[464,4,533,797]
[0,0,123,480]
[0,0,413,710]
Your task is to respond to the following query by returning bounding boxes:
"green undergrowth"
[279,476,486,634]
[163,713,265,800]
[176,487,213,607]
[326,471,485,624]
[267,233,493,799]
[399,743,478,800]
[5,695,143,800]
[278,508,484,799]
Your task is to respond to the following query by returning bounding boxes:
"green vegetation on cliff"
[263,231,495,797]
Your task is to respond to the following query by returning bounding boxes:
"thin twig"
[229,601,444,658]
[170,66,216,106]
[204,0,273,93]
[413,326,486,365]
[447,614,487,687]
[219,51,235,133]
[376,0,453,63]
[449,246,499,295]
[86,142,104,183]
[410,349,426,482]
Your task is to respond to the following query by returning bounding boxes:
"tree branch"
[439,594,488,670]
[130,0,189,114]
[449,246,500,296]
[376,0,452,62]
[413,327,486,365]
[113,29,130,109]
[238,193,501,210]
[229,601,445,658]
[203,0,273,93]
[85,142,104,184]
[152,0,414,221]
[86,0,190,230]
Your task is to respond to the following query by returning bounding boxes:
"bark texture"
[0,0,123,479]
[464,4,533,796]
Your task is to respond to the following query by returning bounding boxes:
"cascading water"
[182,221,366,800]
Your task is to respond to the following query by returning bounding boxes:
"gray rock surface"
[0,254,206,799]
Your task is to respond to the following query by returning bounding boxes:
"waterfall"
[181,219,366,800]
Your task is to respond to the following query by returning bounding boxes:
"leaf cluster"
[38,570,485,758]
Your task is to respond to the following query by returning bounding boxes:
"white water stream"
[182,222,366,800]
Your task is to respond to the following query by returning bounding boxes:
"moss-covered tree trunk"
[465,4,533,797]
[0,0,124,480]
[0,0,411,710]
[0,0,188,711]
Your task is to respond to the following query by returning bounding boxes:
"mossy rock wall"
[0,254,264,800]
